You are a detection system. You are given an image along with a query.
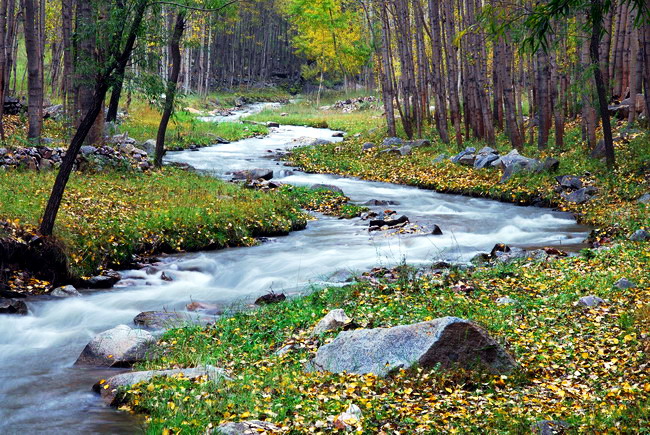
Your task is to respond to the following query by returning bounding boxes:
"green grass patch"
[124,243,650,433]
[0,168,307,276]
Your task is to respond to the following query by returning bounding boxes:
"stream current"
[0,120,590,434]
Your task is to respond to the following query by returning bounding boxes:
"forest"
[0,0,649,434]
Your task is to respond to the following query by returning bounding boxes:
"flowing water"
[0,120,590,434]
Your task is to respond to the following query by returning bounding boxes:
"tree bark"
[155,10,186,168]
[22,0,43,142]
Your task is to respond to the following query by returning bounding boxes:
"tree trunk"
[0,0,8,141]
[591,0,615,167]
[40,0,149,236]
[155,10,186,168]
[22,0,43,142]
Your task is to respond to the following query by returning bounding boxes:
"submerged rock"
[0,299,28,315]
[75,324,155,367]
[308,317,517,377]
[94,365,228,405]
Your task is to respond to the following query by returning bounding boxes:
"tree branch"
[148,0,240,13]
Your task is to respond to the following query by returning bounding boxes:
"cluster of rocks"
[320,96,379,113]
[472,243,568,266]
[555,175,597,204]
[3,96,25,115]
[360,200,443,236]
[0,136,156,172]
[447,147,559,182]
[362,137,431,157]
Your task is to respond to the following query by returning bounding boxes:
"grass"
[246,90,384,135]
[0,168,307,277]
[111,100,650,433]
[122,243,650,433]
[119,103,268,151]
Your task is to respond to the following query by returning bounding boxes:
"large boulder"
[75,324,156,367]
[450,147,476,164]
[94,365,228,405]
[309,317,516,377]
[0,298,28,315]
[498,150,541,183]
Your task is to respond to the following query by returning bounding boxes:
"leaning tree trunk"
[40,0,149,236]
[155,10,186,168]
[22,0,43,142]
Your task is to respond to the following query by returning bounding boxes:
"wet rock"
[94,365,228,405]
[85,271,121,289]
[362,142,376,151]
[382,137,403,147]
[309,317,517,377]
[51,285,81,298]
[312,309,352,335]
[216,420,280,435]
[629,229,649,241]
[255,292,286,305]
[577,295,605,307]
[186,301,224,316]
[231,168,273,181]
[496,297,517,305]
[562,186,597,204]
[311,184,344,195]
[332,132,345,138]
[266,121,280,128]
[431,224,443,235]
[369,215,409,230]
[531,420,571,435]
[0,289,26,299]
[75,324,155,367]
[614,278,636,289]
[556,175,583,191]
[363,199,399,206]
[0,299,28,315]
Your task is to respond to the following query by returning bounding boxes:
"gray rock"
[451,147,476,164]
[311,184,344,195]
[637,193,650,204]
[630,229,650,241]
[556,175,583,190]
[432,154,447,164]
[231,169,273,181]
[75,324,156,367]
[539,157,560,172]
[562,187,597,204]
[477,146,498,155]
[86,272,120,289]
[79,145,97,156]
[458,153,477,166]
[496,297,517,305]
[614,278,636,289]
[577,295,605,307]
[51,285,81,298]
[362,142,376,151]
[142,139,157,155]
[312,309,352,335]
[474,153,499,169]
[382,137,403,147]
[398,145,412,156]
[94,365,228,405]
[408,139,431,148]
[494,247,528,264]
[309,317,516,377]
[0,299,28,315]
[216,420,280,435]
[292,137,332,147]
[531,420,571,435]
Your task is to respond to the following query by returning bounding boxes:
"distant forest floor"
[114,94,649,433]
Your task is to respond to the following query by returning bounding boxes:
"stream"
[0,119,590,434]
